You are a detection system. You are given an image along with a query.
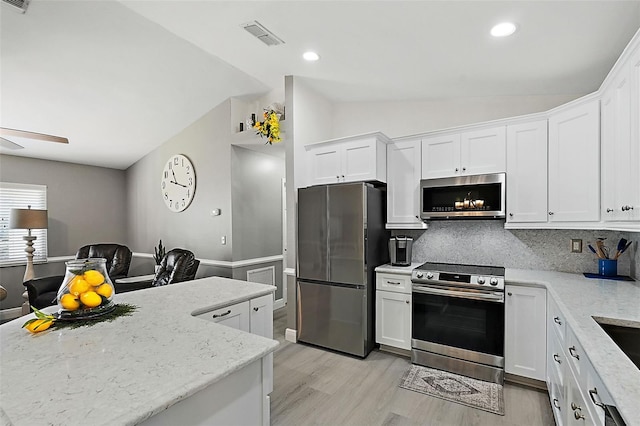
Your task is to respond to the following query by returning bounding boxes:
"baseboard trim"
[378,344,411,358]
[285,328,297,343]
[505,373,547,390]
[0,307,22,322]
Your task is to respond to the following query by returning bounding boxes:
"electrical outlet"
[221,236,226,245]
[571,239,583,253]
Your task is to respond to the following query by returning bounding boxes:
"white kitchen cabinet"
[506,120,548,223]
[548,99,601,222]
[375,271,412,351]
[250,294,274,339]
[386,138,426,228]
[601,46,640,222]
[504,285,547,381]
[421,126,506,179]
[198,301,251,332]
[306,132,391,186]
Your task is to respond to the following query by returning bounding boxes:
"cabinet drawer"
[548,328,566,389]
[549,379,565,426]
[548,295,566,342]
[195,301,250,332]
[376,272,412,294]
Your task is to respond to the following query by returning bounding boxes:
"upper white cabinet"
[504,285,547,381]
[306,132,391,186]
[506,120,548,223]
[386,138,426,228]
[548,99,601,222]
[601,46,640,222]
[421,126,506,179]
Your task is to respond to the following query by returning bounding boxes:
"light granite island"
[0,276,279,426]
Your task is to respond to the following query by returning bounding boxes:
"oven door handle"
[412,285,504,303]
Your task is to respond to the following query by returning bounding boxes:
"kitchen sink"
[594,317,640,370]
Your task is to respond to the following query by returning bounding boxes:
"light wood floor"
[271,308,555,426]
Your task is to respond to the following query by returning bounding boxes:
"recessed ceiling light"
[303,51,320,61]
[491,22,517,37]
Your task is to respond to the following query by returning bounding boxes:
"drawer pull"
[569,346,580,360]
[574,409,585,420]
[253,307,259,312]
[553,354,562,364]
[554,316,562,325]
[387,281,401,285]
[405,300,410,304]
[212,310,232,318]
[571,402,581,411]
[588,388,605,409]
[553,398,561,409]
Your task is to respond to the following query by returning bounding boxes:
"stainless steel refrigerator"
[297,182,388,358]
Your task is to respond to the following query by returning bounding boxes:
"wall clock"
[161,154,196,212]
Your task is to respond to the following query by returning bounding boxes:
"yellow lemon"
[84,270,105,286]
[68,278,90,296]
[96,283,113,298]
[24,319,53,334]
[80,291,102,308]
[60,293,80,311]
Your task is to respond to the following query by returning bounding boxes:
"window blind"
[0,182,48,267]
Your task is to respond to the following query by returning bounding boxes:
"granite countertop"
[506,269,640,426]
[0,276,278,426]
[375,262,424,275]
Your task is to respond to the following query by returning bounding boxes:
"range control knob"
[426,272,434,280]
[477,277,486,285]
[415,272,423,279]
[490,278,499,286]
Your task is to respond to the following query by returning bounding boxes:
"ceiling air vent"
[2,0,29,13]
[241,21,284,46]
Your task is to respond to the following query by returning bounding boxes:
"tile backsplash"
[397,221,638,279]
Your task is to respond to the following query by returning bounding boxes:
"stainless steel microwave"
[420,173,506,219]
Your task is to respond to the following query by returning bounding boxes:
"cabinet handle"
[507,292,512,296]
[212,310,231,318]
[588,388,605,409]
[455,168,459,172]
[553,398,561,409]
[387,281,401,285]
[553,354,562,364]
[341,175,345,179]
[405,300,410,304]
[622,205,634,211]
[548,211,554,216]
[569,346,580,360]
[571,402,581,411]
[554,316,562,325]
[462,167,466,171]
[336,175,340,179]
[606,208,614,213]
[574,410,585,420]
[509,213,513,217]
[253,307,259,312]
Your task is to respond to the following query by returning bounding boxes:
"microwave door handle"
[412,285,504,303]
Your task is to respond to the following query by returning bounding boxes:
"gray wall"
[125,100,233,261]
[0,155,127,308]
[231,146,284,260]
[398,222,639,279]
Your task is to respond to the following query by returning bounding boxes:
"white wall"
[330,94,580,139]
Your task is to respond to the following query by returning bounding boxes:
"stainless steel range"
[411,262,506,384]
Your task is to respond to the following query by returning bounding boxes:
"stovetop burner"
[411,262,505,291]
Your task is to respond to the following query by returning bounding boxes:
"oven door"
[412,284,504,358]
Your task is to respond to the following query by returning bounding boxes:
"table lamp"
[9,206,48,283]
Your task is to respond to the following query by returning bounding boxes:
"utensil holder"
[598,259,617,277]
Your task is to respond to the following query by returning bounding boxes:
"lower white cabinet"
[375,271,412,351]
[504,285,547,380]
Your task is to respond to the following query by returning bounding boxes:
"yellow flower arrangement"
[253,110,282,144]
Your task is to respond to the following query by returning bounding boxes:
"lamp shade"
[9,208,48,230]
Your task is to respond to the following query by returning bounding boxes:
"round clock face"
[161,154,196,212]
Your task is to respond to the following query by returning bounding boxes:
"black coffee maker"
[389,235,413,266]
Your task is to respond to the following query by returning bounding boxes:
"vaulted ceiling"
[1,1,639,169]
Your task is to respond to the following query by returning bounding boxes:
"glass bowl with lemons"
[55,258,116,320]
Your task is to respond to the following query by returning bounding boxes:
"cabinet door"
[506,121,548,222]
[342,138,379,182]
[566,366,597,426]
[601,68,634,221]
[375,290,411,350]
[460,126,506,175]
[250,294,273,339]
[421,134,461,178]
[548,100,600,222]
[628,46,640,221]
[505,285,547,381]
[387,139,422,225]
[308,144,342,185]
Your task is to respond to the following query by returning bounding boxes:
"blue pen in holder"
[598,259,617,277]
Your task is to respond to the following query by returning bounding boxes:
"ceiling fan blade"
[0,127,69,144]
[0,137,24,150]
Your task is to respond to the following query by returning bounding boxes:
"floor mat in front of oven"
[399,365,504,415]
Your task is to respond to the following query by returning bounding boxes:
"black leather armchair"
[152,248,199,287]
[25,244,132,309]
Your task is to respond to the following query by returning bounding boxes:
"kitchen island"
[0,276,278,426]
